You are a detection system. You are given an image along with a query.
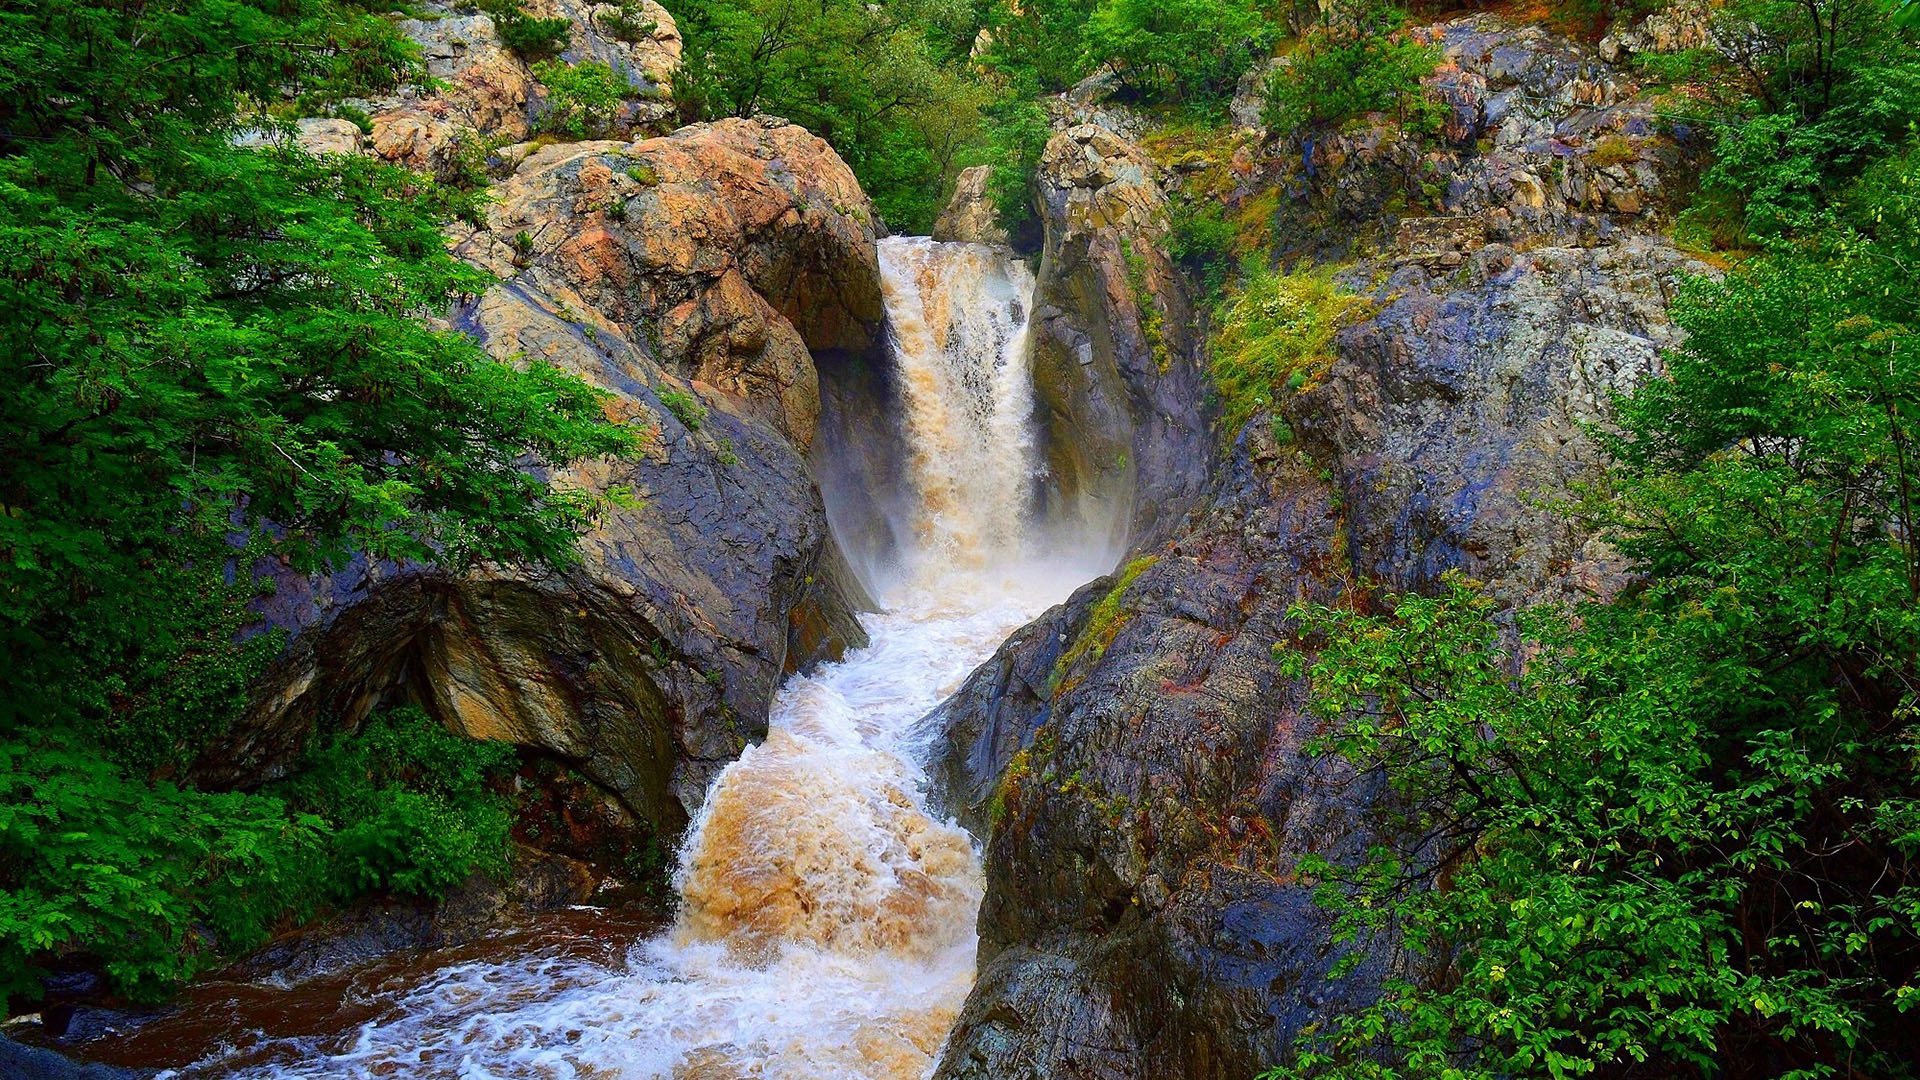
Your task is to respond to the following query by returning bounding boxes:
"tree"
[667,0,986,230]
[1081,0,1278,106]
[0,0,631,1001]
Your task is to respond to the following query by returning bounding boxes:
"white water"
[173,237,1103,1080]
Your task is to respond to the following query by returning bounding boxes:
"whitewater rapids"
[158,237,1108,1080]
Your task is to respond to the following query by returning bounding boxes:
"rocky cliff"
[212,5,890,854]
[933,12,1708,1078]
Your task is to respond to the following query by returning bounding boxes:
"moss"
[1208,264,1373,440]
[1587,133,1639,168]
[626,163,660,186]
[657,388,707,430]
[1232,186,1282,253]
[1120,240,1171,372]
[1049,554,1161,696]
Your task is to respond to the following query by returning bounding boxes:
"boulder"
[462,119,885,445]
[934,24,1706,1062]
[932,165,1009,246]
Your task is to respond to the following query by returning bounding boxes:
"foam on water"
[169,237,1103,1080]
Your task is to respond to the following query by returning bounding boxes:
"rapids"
[129,237,1106,1080]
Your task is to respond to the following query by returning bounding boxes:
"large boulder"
[211,120,885,840]
[462,119,885,445]
[1028,122,1213,553]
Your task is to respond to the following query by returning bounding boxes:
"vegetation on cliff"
[0,0,631,1003]
[1267,0,1920,1074]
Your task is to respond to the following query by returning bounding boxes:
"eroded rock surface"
[217,119,884,841]
[1030,123,1213,552]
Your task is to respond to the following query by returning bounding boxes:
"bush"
[0,708,518,1004]
[1262,0,1437,136]
[1266,142,1920,1080]
[1669,0,1920,244]
[534,60,630,138]
[1207,265,1372,438]
[281,707,518,898]
[657,387,707,430]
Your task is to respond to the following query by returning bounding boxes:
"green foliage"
[974,95,1052,238]
[595,0,660,43]
[1262,0,1438,136]
[0,733,329,1003]
[0,0,630,1005]
[1169,198,1239,300]
[657,387,708,430]
[535,59,632,138]
[1268,141,1920,1080]
[975,0,1099,94]
[1671,0,1920,244]
[1208,265,1371,439]
[1081,0,1278,107]
[0,709,519,1003]
[279,707,518,899]
[477,0,574,60]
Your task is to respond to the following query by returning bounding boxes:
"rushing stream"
[87,237,1107,1080]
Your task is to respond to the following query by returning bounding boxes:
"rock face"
[1232,15,1700,261]
[1029,122,1214,552]
[215,119,886,841]
[317,0,684,177]
[933,165,1010,246]
[934,15,1703,1078]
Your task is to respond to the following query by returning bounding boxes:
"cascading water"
[130,236,1107,1080]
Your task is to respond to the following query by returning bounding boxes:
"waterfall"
[877,237,1040,578]
[174,238,1104,1080]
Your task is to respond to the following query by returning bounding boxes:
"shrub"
[0,708,518,1003]
[1261,0,1438,136]
[1208,265,1372,438]
[534,59,630,139]
[281,707,518,899]
[657,387,707,430]
[478,0,573,60]
[595,0,659,43]
[1266,142,1920,1080]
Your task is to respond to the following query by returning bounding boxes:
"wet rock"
[0,1035,150,1080]
[1294,238,1698,605]
[936,426,1392,1080]
[1029,123,1213,551]
[936,23,1706,1063]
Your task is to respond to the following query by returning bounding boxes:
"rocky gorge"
[11,0,1739,1075]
